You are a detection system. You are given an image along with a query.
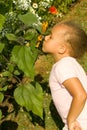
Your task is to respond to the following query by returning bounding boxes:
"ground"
[0,0,87,129]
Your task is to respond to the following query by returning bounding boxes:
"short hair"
[58,21,87,58]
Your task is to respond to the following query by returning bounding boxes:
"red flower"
[49,6,58,14]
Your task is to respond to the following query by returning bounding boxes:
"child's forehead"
[52,25,66,35]
[52,24,72,35]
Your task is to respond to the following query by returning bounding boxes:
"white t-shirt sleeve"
[54,59,77,84]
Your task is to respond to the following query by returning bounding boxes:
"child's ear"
[58,44,66,54]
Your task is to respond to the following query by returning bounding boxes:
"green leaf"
[5,33,17,41]
[0,110,2,120]
[0,2,9,15]
[10,45,36,79]
[34,24,42,33]
[0,92,4,103]
[18,12,38,26]
[2,71,11,77]
[0,43,5,53]
[0,86,8,91]
[7,63,14,73]
[14,70,20,76]
[0,14,5,30]
[24,29,37,40]
[14,82,43,118]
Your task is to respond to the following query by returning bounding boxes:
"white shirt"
[49,57,87,129]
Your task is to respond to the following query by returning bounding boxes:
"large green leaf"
[0,43,5,53]
[18,12,38,26]
[14,82,43,118]
[10,45,36,79]
[0,14,5,30]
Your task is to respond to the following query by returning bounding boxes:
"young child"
[42,21,87,130]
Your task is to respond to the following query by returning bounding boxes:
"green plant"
[0,3,43,121]
[0,0,77,124]
[53,0,77,13]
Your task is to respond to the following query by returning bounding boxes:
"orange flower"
[38,35,43,41]
[49,6,58,14]
[36,42,40,48]
[42,21,48,33]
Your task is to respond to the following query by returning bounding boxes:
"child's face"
[42,24,67,54]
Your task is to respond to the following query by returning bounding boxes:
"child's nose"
[45,35,50,41]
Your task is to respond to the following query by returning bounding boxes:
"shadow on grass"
[0,120,18,130]
[50,100,64,130]
[35,74,64,130]
[29,110,45,128]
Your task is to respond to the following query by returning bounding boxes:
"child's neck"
[53,53,70,62]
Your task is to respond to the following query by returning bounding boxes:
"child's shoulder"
[55,56,76,67]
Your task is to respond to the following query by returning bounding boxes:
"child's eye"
[49,35,53,39]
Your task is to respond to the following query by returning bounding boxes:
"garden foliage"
[0,0,76,121]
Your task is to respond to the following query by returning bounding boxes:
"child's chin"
[42,47,49,53]
[42,47,46,52]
